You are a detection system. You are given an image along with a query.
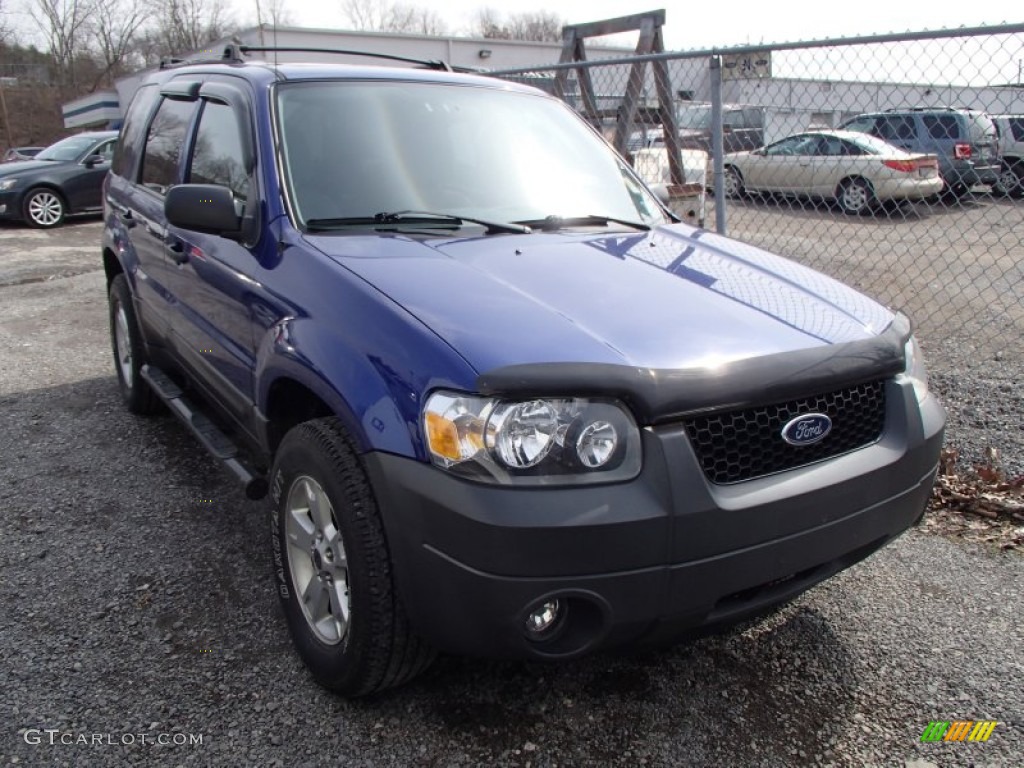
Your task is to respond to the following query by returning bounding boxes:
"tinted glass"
[277,81,666,229]
[1011,118,1024,142]
[189,101,249,203]
[111,85,159,178]
[140,98,195,195]
[878,116,916,141]
[923,115,960,140]
[841,117,875,134]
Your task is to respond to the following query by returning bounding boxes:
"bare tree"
[254,0,291,28]
[0,0,13,46]
[86,0,147,90]
[29,0,94,88]
[141,0,232,60]
[473,9,564,42]
[340,0,446,35]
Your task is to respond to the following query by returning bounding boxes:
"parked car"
[103,47,944,696]
[722,130,944,214]
[628,103,764,154]
[0,131,118,227]
[839,107,999,197]
[991,114,1024,197]
[2,146,44,162]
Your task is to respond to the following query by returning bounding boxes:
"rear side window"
[842,117,876,134]
[111,85,159,179]
[140,98,195,196]
[877,116,916,141]
[923,115,961,140]
[1011,118,1024,142]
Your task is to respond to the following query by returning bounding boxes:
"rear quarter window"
[111,85,160,179]
[923,115,961,140]
[140,98,196,196]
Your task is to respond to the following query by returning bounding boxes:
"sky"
[268,0,1023,52]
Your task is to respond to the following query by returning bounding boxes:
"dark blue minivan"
[102,47,945,696]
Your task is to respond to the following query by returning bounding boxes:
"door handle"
[109,201,137,229]
[165,238,189,264]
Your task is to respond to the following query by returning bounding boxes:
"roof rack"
[239,45,452,71]
[883,106,963,113]
[159,42,475,73]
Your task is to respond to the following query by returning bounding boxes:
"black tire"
[723,166,745,198]
[270,417,435,696]
[994,161,1023,198]
[22,187,66,228]
[837,177,874,215]
[108,274,160,415]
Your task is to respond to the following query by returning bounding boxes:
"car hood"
[0,159,60,177]
[304,224,895,375]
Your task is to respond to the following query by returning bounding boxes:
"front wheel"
[723,166,745,198]
[271,418,435,696]
[837,178,874,215]
[23,187,66,228]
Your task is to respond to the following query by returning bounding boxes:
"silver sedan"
[723,130,943,214]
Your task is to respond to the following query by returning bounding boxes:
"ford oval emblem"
[781,413,832,446]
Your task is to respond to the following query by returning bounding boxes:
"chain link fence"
[491,24,1024,471]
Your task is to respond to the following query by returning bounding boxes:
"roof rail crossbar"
[159,42,248,70]
[238,46,452,71]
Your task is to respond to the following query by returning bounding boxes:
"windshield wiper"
[306,210,530,235]
[513,214,650,232]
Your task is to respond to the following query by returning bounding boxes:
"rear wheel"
[994,161,1023,197]
[271,417,435,696]
[723,166,744,198]
[23,187,66,228]
[837,178,874,215]
[108,274,159,415]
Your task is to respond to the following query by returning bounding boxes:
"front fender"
[254,312,478,460]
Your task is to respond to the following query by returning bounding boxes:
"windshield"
[36,135,98,162]
[276,81,666,231]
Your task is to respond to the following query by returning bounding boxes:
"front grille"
[683,379,887,484]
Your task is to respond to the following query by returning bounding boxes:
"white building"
[61,24,634,129]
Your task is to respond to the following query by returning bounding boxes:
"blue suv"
[102,46,945,696]
[840,107,999,197]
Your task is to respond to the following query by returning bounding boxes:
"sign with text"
[721,52,772,80]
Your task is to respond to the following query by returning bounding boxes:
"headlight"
[423,391,642,485]
[903,336,929,404]
[0,179,19,191]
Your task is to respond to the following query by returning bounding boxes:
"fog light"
[525,599,562,637]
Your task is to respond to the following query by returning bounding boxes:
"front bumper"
[0,190,22,220]
[367,379,944,659]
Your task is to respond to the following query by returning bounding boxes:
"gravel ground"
[1,220,1022,767]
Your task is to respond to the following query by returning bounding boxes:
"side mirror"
[165,184,241,238]
[83,154,104,168]
[649,183,672,204]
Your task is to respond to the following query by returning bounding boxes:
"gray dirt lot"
[1,212,1022,767]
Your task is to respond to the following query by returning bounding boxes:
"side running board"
[141,364,268,500]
